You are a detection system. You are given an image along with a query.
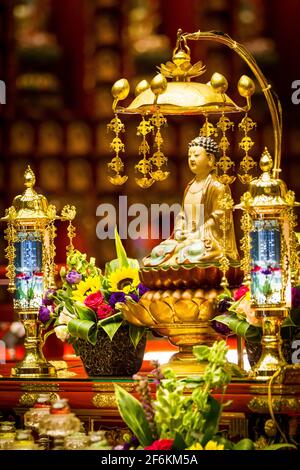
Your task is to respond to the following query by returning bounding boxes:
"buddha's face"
[188,145,214,176]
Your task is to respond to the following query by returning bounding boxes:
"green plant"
[114,340,295,450]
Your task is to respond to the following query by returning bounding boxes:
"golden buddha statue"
[143,136,239,267]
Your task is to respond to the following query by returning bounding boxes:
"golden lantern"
[1,166,76,378]
[237,149,299,379]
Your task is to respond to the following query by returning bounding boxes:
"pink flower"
[234,285,249,301]
[145,439,174,450]
[84,291,104,311]
[251,265,261,273]
[97,303,113,320]
[235,297,262,327]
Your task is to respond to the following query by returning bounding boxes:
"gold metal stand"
[11,310,56,378]
[155,322,218,376]
[249,309,287,381]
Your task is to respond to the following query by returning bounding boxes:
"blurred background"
[0,0,300,358]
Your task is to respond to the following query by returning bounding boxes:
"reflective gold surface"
[140,264,242,290]
[120,288,219,375]
[120,82,243,115]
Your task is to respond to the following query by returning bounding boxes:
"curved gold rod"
[180,30,282,176]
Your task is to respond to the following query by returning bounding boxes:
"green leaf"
[114,384,153,447]
[213,314,262,342]
[192,345,210,362]
[129,325,146,349]
[63,298,75,315]
[68,318,97,345]
[105,258,140,277]
[27,287,35,301]
[289,308,300,327]
[74,302,97,322]
[15,289,25,300]
[115,226,129,268]
[263,443,297,450]
[104,226,140,275]
[171,433,187,451]
[233,438,255,450]
[98,318,123,340]
[201,395,222,446]
[99,312,123,324]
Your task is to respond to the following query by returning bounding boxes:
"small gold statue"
[143,136,239,267]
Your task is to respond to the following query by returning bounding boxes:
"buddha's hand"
[174,229,188,241]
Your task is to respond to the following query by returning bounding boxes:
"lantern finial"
[24,166,36,189]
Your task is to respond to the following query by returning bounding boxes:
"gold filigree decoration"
[149,109,169,182]
[240,211,252,285]
[199,116,218,138]
[248,396,300,413]
[135,116,154,188]
[107,115,128,185]
[287,207,300,285]
[238,114,257,184]
[92,383,134,392]
[20,383,59,392]
[216,114,235,185]
[19,392,59,407]
[280,215,289,299]
[4,208,17,293]
[218,193,234,287]
[92,393,117,409]
[61,205,76,254]
[48,221,57,289]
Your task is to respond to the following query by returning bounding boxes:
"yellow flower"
[107,267,139,293]
[186,443,203,450]
[187,441,224,451]
[72,277,101,302]
[204,441,224,450]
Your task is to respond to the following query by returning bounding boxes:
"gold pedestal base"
[161,349,208,377]
[249,310,287,381]
[155,322,217,376]
[12,309,57,378]
[11,361,56,378]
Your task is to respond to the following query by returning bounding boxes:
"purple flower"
[138,283,150,296]
[261,268,272,275]
[109,291,126,308]
[66,271,82,284]
[42,289,56,306]
[130,293,139,303]
[218,298,231,313]
[292,287,300,308]
[39,306,51,324]
[211,320,232,336]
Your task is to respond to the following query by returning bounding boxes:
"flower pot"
[76,325,146,376]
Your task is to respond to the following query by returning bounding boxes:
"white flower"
[58,306,75,326]
[55,325,70,342]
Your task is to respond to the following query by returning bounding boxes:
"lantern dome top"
[2,166,51,223]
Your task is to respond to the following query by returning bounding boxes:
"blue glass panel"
[14,232,44,310]
[250,219,283,306]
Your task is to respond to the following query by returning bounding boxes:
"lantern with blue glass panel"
[238,148,299,379]
[1,166,76,377]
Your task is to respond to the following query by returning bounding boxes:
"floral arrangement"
[39,229,148,349]
[212,284,300,349]
[114,340,293,451]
